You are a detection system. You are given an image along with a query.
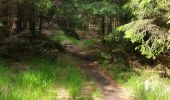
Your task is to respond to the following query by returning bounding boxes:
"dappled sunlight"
[56,88,70,100]
[1,0,170,99]
[0,55,86,99]
[51,30,79,46]
[88,61,99,67]
[102,65,170,100]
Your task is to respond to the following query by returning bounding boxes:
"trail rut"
[67,42,131,100]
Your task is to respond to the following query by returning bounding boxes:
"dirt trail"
[67,39,130,100]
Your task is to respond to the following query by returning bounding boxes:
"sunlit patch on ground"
[56,88,70,100]
[78,82,103,100]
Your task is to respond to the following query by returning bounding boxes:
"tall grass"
[127,72,170,100]
[101,64,170,100]
[0,55,84,100]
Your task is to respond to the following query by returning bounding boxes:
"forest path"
[66,34,130,100]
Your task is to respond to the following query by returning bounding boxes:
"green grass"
[92,87,102,99]
[0,55,84,100]
[101,64,170,100]
[82,39,96,47]
[51,31,79,45]
[125,71,170,100]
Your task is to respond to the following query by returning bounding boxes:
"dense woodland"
[0,0,170,100]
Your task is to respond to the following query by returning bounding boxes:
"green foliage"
[100,52,111,65]
[17,0,52,16]
[35,0,52,14]
[119,19,170,59]
[119,0,170,59]
[104,29,123,42]
[123,0,170,19]
[54,0,82,29]
[82,1,119,16]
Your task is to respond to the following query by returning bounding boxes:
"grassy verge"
[51,31,79,45]
[82,39,96,48]
[0,55,84,100]
[100,64,170,100]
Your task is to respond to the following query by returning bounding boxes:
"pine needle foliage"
[82,1,120,16]
[119,19,170,59]
[119,0,170,59]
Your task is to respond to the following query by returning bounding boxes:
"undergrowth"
[51,31,79,45]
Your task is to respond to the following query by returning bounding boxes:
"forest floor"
[0,30,130,100]
[1,30,170,100]
[66,32,131,100]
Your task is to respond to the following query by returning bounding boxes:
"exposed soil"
[66,35,131,100]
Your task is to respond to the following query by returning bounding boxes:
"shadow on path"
[63,31,131,99]
[68,47,130,100]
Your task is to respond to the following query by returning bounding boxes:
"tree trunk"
[16,5,23,33]
[101,15,105,36]
[108,16,112,34]
[101,15,106,44]
[2,0,11,36]
[29,7,36,34]
[39,13,43,34]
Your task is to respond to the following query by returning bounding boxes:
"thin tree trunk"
[101,15,106,44]
[29,7,36,34]
[39,12,43,34]
[2,0,11,36]
[108,16,112,34]
[101,15,105,36]
[16,5,23,33]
